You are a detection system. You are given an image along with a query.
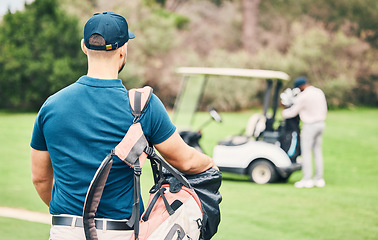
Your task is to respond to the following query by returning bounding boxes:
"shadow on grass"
[220,172,251,183]
[221,176,250,182]
[220,172,291,184]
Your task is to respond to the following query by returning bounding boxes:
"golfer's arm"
[31,148,54,206]
[154,131,217,175]
[282,103,301,119]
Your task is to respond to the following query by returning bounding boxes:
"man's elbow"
[177,162,199,174]
[172,155,196,174]
[32,175,52,187]
[176,148,213,174]
[282,110,294,119]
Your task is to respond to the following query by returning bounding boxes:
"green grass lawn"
[0,217,50,239]
[0,108,377,240]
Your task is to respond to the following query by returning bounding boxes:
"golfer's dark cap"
[84,11,135,51]
[294,76,308,88]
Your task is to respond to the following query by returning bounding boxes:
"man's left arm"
[31,148,54,206]
[154,131,217,175]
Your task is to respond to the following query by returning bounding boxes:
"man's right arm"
[31,148,54,206]
[154,130,217,175]
[282,94,303,119]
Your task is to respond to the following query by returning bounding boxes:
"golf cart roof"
[173,67,290,130]
[176,67,290,81]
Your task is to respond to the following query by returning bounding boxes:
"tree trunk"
[242,0,260,55]
[166,0,188,11]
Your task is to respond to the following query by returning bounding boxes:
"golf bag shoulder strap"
[83,151,115,240]
[115,86,153,168]
[83,86,153,240]
[128,86,153,120]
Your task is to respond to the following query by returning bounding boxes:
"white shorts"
[49,215,133,240]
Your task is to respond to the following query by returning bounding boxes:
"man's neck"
[87,58,119,80]
[87,71,118,80]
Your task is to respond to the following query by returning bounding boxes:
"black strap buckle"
[110,148,116,157]
[133,116,140,124]
[144,146,155,157]
[134,165,142,176]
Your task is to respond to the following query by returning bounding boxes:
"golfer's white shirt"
[282,86,327,124]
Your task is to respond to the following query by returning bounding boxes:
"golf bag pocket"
[134,184,203,240]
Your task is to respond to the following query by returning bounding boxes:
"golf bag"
[279,88,301,162]
[82,86,222,240]
[278,115,301,162]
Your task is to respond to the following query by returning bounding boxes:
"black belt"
[52,215,133,231]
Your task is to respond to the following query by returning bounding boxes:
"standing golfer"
[31,11,216,239]
[282,77,327,188]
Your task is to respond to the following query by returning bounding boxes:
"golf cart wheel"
[248,160,278,184]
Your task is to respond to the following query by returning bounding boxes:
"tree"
[0,0,86,110]
[260,0,378,48]
[241,0,260,54]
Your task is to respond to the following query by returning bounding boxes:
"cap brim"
[128,30,135,39]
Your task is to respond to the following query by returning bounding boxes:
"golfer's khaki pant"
[300,121,325,180]
[49,225,133,240]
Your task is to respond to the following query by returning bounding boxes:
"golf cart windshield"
[173,67,290,130]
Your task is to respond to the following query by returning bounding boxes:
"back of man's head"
[294,76,308,89]
[86,34,116,58]
[84,12,135,52]
[88,33,106,46]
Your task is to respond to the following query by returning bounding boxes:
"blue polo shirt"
[30,76,176,219]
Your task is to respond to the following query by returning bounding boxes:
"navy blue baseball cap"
[84,11,135,51]
[294,76,308,88]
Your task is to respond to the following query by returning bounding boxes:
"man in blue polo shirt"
[31,12,216,240]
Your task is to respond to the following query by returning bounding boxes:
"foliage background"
[0,0,86,110]
[0,0,377,110]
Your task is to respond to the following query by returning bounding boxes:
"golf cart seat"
[217,113,267,146]
[217,135,250,146]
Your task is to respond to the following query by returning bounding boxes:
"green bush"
[0,0,86,110]
[284,24,373,107]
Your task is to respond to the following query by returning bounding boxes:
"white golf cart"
[173,67,301,184]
